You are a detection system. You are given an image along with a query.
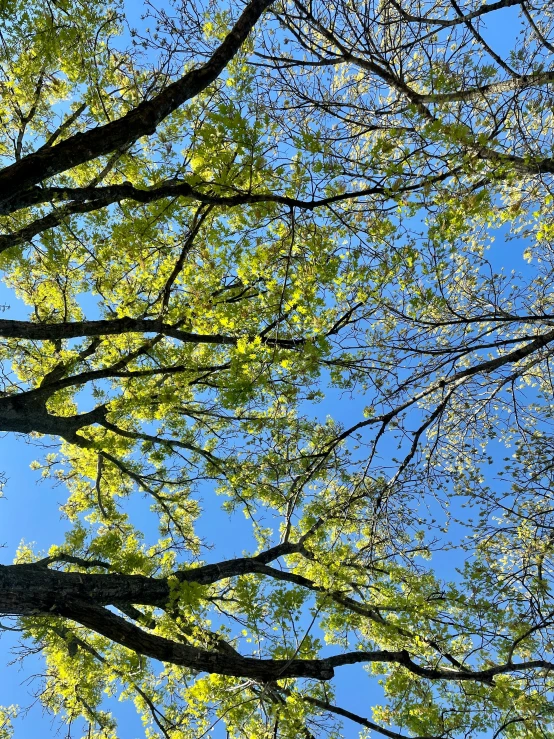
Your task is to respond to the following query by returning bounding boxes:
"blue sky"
[0,237,533,739]
[0,2,532,738]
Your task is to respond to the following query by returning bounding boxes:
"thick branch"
[1,556,552,683]
[0,316,302,348]
[0,0,276,212]
[0,540,307,613]
[1,170,454,217]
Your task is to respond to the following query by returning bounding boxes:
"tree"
[1,0,554,736]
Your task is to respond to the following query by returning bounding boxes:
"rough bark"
[0,316,302,348]
[0,0,275,213]
[1,559,550,683]
[0,396,106,441]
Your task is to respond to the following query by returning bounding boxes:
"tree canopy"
[1,0,554,736]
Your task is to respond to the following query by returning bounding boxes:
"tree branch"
[0,0,276,212]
